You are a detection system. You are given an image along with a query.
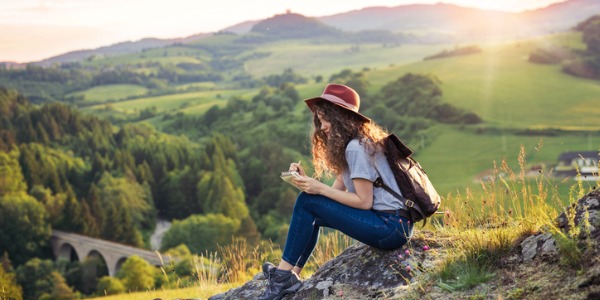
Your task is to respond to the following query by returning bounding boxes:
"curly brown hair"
[310,101,389,179]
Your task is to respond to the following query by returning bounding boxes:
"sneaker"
[262,262,276,277]
[258,266,302,300]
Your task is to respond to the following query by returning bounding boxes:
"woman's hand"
[289,161,305,176]
[291,176,327,195]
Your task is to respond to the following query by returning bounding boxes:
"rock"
[556,189,600,236]
[521,233,557,263]
[522,189,600,263]
[208,231,441,300]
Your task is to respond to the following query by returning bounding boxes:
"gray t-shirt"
[342,138,406,211]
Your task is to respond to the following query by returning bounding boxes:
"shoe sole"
[274,281,303,300]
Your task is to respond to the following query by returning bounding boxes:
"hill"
[36,33,212,66]
[249,12,341,39]
[224,0,600,42]
[15,0,599,66]
[319,0,600,41]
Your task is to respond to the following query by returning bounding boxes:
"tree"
[197,135,248,220]
[96,276,125,296]
[16,258,55,300]
[159,167,196,220]
[95,172,153,246]
[39,271,79,300]
[377,73,442,118]
[116,256,155,292]
[328,69,369,99]
[578,15,600,55]
[0,150,27,196]
[160,214,241,253]
[0,260,22,300]
[0,194,50,265]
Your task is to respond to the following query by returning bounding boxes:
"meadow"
[67,84,149,104]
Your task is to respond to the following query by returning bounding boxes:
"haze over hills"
[226,0,600,35]
[5,0,600,66]
[319,0,600,34]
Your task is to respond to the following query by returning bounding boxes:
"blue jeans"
[282,192,413,268]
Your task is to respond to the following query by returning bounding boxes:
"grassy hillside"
[416,125,597,195]
[68,84,148,104]
[81,88,254,116]
[243,41,451,78]
[368,32,600,130]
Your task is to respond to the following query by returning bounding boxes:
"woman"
[258,84,412,300]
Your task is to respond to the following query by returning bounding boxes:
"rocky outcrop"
[556,189,600,235]
[209,231,442,300]
[520,189,600,264]
[208,189,600,299]
[520,233,558,263]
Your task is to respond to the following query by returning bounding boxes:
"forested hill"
[0,87,252,265]
[250,13,341,39]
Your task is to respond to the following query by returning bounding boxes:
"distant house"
[554,151,599,180]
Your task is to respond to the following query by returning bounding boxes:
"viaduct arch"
[50,230,174,276]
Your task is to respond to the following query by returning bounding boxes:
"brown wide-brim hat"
[304,83,371,122]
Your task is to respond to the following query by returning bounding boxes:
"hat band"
[319,94,359,112]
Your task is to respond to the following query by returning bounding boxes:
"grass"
[367,32,600,130]
[429,143,599,292]
[89,284,237,300]
[67,84,148,104]
[243,40,452,78]
[82,46,210,68]
[414,125,598,195]
[90,229,353,300]
[81,88,254,116]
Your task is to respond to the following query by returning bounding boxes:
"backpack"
[374,134,441,226]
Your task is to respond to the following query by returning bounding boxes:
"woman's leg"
[281,192,412,270]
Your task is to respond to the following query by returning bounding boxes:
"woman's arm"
[332,174,346,191]
[292,176,373,210]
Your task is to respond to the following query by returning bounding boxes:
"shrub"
[96,276,125,296]
[116,256,155,292]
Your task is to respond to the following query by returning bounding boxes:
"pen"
[296,160,301,172]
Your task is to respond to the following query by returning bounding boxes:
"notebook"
[280,171,301,187]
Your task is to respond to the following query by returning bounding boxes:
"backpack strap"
[374,177,428,226]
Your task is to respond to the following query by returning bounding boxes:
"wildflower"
[397,254,403,260]
[423,245,430,251]
[405,249,410,255]
[337,290,344,297]
[405,265,412,272]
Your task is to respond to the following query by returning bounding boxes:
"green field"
[83,46,210,68]
[68,84,149,104]
[416,126,597,194]
[243,40,452,78]
[81,88,254,116]
[367,34,600,130]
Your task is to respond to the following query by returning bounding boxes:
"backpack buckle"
[374,178,384,187]
[405,199,414,208]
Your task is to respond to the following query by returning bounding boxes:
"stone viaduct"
[50,230,174,276]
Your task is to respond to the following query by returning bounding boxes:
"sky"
[0,0,565,63]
